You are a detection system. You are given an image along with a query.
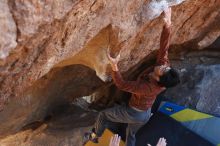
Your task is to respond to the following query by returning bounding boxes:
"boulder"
[0,0,220,139]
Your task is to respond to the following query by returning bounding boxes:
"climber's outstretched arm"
[107,48,152,94]
[156,7,172,66]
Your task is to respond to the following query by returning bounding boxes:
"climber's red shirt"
[112,24,171,111]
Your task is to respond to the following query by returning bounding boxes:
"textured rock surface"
[0,105,96,146]
[0,0,17,59]
[10,0,75,42]
[196,65,220,116]
[0,0,220,142]
[0,65,104,137]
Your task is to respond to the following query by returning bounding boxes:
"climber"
[83,7,180,146]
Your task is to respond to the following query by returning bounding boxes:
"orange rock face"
[0,0,220,138]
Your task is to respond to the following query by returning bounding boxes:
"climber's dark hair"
[158,68,180,88]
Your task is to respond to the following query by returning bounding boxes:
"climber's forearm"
[156,8,172,66]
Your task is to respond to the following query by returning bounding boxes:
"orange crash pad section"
[85,129,125,146]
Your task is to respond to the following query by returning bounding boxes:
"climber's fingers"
[109,134,121,146]
[163,7,171,25]
[115,51,121,61]
[164,7,171,14]
[107,46,121,64]
[156,137,167,146]
[107,46,113,60]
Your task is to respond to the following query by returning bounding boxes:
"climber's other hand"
[109,134,121,146]
[156,137,167,146]
[107,47,121,71]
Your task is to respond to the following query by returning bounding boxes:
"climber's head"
[153,65,180,88]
